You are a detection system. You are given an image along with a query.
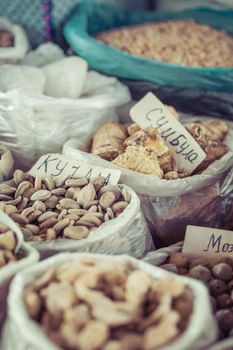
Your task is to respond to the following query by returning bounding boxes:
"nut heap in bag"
[24,256,193,350]
[0,170,130,242]
[161,253,233,339]
[91,118,229,179]
[96,20,233,67]
[0,224,22,267]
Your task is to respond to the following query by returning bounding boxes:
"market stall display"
[0,4,232,349]
[1,253,217,350]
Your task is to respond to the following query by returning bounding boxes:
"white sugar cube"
[42,56,88,99]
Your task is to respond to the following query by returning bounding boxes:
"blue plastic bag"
[64,3,233,92]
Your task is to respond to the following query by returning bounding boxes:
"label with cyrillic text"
[30,154,121,185]
[182,225,233,257]
[130,92,206,174]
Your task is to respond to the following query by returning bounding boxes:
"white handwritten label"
[30,154,121,185]
[130,92,206,174]
[182,225,233,257]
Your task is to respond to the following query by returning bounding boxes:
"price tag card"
[130,92,206,174]
[182,225,233,258]
[30,154,121,185]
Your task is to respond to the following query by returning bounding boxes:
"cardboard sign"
[182,225,233,257]
[130,92,206,174]
[30,154,121,185]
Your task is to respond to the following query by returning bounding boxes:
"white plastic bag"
[29,184,153,259]
[63,117,233,246]
[0,211,39,333]
[2,252,217,350]
[0,18,29,63]
[20,43,65,67]
[0,71,130,169]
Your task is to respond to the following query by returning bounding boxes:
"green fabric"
[64,2,233,92]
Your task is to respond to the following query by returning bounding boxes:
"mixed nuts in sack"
[24,255,193,350]
[96,20,233,67]
[0,170,130,242]
[161,252,233,339]
[91,117,229,179]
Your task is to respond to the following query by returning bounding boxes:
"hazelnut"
[189,257,209,269]
[221,257,233,269]
[215,309,233,332]
[188,265,211,282]
[212,263,232,281]
[216,293,232,309]
[209,279,227,297]
[169,253,189,269]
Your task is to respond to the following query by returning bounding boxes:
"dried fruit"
[24,257,192,350]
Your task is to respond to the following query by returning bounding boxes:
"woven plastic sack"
[63,116,233,246]
[2,252,217,350]
[64,3,233,93]
[0,18,29,63]
[0,211,39,334]
[26,183,153,259]
[0,70,130,170]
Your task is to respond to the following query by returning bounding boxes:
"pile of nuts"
[0,170,130,242]
[96,20,233,67]
[161,253,233,339]
[24,256,193,350]
[0,225,21,267]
